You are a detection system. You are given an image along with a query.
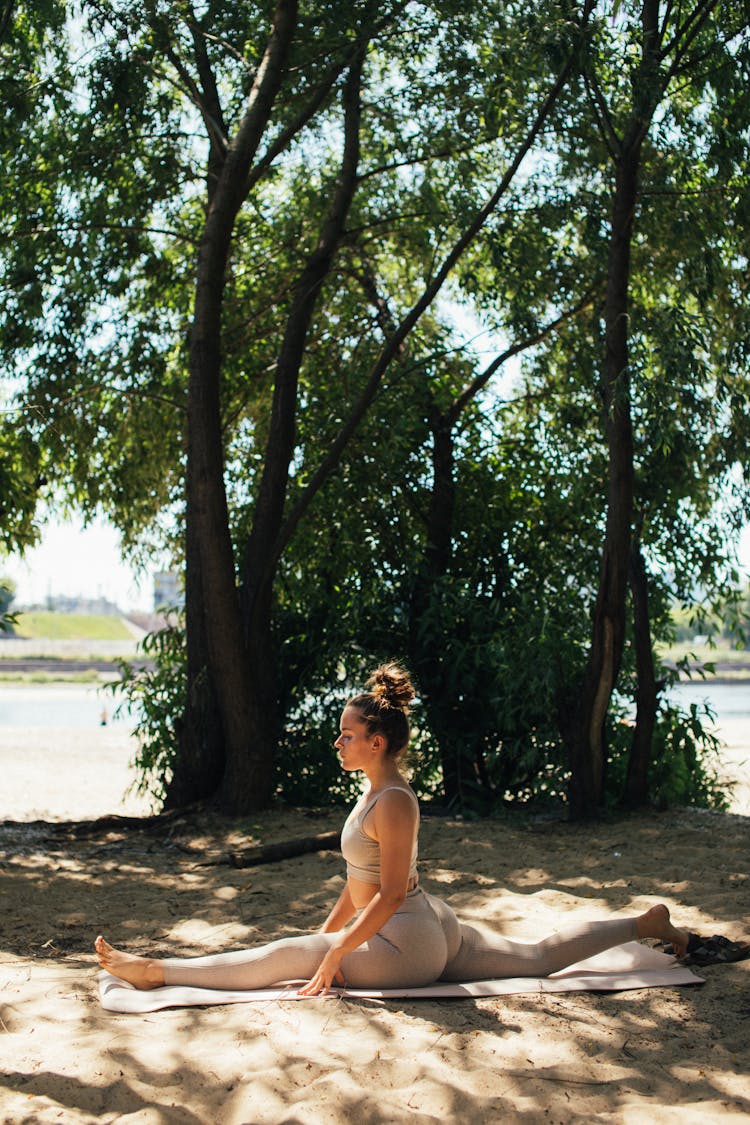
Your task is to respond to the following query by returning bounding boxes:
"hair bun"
[366,662,415,711]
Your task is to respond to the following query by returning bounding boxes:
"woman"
[95,663,689,995]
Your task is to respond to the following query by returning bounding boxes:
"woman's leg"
[439,903,688,983]
[95,890,453,992]
[94,932,337,991]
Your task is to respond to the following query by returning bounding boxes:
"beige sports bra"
[340,786,419,886]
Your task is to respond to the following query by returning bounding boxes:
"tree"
[4,0,602,812]
[6,0,747,819]
[552,0,750,815]
[0,573,16,632]
[142,0,598,812]
[0,1,66,558]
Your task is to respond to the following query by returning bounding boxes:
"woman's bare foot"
[635,904,690,958]
[95,935,165,990]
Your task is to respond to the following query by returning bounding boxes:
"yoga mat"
[98,942,703,1013]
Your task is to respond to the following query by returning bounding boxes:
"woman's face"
[334,706,376,772]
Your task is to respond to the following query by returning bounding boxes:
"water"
[669,680,750,718]
[0,684,135,729]
[0,681,746,818]
[1,681,748,731]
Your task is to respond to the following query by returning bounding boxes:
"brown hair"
[348,663,415,757]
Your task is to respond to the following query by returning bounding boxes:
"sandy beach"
[0,713,749,1122]
[1,803,748,1123]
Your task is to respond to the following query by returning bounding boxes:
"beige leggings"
[162,889,638,990]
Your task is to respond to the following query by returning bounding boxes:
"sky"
[2,513,750,617]
[2,516,155,612]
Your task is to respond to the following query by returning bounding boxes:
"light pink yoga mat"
[98,942,703,1013]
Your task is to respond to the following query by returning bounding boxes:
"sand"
[1,731,749,1123]
[712,717,750,817]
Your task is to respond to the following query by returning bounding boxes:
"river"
[2,680,746,729]
[0,680,747,819]
[0,682,135,729]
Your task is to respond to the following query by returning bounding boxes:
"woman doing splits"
[95,663,689,996]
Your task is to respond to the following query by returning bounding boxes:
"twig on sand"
[503,1069,612,1086]
[47,804,205,838]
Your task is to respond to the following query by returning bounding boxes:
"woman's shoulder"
[361,785,419,842]
[370,785,419,816]
[379,784,418,803]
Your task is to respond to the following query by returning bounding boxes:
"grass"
[10,612,135,641]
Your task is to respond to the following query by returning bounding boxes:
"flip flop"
[661,933,750,966]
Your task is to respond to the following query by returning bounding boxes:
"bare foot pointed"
[636,904,690,959]
[95,935,165,990]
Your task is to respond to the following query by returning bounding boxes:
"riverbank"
[660,642,750,682]
[0,629,153,679]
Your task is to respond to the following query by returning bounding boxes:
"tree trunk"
[241,49,365,618]
[565,0,661,818]
[224,48,366,812]
[624,529,662,806]
[568,226,636,813]
[163,8,231,811]
[567,154,638,816]
[408,411,465,803]
[185,0,299,813]
[164,507,225,807]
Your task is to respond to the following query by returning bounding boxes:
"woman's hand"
[297,945,346,996]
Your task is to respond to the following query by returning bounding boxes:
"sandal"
[686,934,750,966]
[662,933,750,965]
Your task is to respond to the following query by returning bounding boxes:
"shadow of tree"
[0,806,748,1122]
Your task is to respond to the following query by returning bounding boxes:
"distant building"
[47,594,121,615]
[154,571,183,611]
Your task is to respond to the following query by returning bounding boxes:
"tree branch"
[245,57,347,191]
[0,0,14,44]
[242,43,367,611]
[272,0,598,566]
[5,222,198,246]
[446,287,602,426]
[659,0,719,65]
[187,7,229,163]
[349,256,406,357]
[357,141,483,183]
[583,71,621,162]
[142,4,229,158]
[659,0,676,42]
[246,0,411,193]
[627,0,667,153]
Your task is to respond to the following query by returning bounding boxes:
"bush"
[607,699,730,811]
[112,613,186,804]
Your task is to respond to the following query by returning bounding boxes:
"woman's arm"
[320,883,357,933]
[299,790,416,995]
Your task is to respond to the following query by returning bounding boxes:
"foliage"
[114,616,187,803]
[606,701,731,812]
[669,587,750,648]
[2,1,749,815]
[0,425,44,555]
[0,575,17,633]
